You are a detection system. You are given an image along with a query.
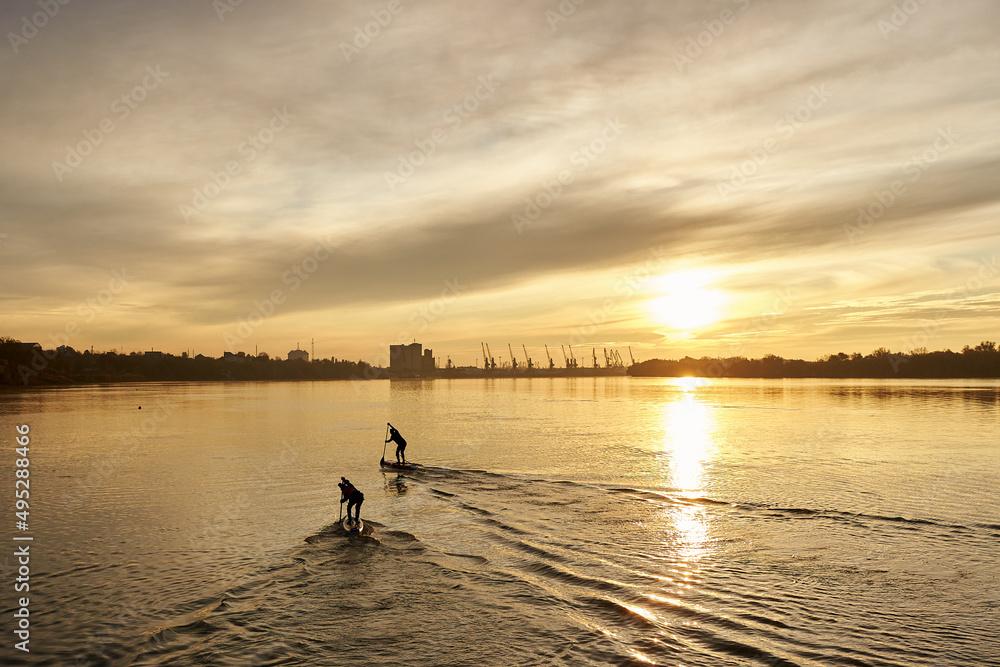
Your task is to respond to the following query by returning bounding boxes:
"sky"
[2,0,999,367]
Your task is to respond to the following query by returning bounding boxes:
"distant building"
[390,343,421,373]
[389,342,435,375]
[144,351,163,359]
[287,349,309,362]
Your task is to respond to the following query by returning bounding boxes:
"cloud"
[2,0,999,360]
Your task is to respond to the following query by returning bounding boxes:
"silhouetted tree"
[628,342,1000,379]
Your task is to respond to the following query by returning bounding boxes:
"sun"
[648,271,726,331]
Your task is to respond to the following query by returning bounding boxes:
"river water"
[1,378,998,666]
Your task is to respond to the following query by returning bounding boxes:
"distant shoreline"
[3,339,999,386]
[628,346,1000,380]
[3,375,999,392]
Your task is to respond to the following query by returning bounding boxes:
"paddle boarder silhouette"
[386,424,407,464]
[338,477,364,524]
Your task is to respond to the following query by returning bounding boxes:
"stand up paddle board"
[342,516,364,534]
[341,517,380,545]
[380,458,423,471]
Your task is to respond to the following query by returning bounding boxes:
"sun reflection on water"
[661,383,714,496]
[660,379,716,570]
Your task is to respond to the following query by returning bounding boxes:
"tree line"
[4,337,999,385]
[628,342,1000,379]
[0,339,380,385]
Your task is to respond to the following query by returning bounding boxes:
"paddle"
[381,422,390,464]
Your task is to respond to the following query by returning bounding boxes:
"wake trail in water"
[113,466,1000,666]
[410,467,1000,666]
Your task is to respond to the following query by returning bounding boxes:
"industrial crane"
[508,343,518,371]
[485,343,496,370]
[545,345,555,369]
[522,345,533,370]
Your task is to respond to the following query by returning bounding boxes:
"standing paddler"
[385,423,407,465]
[338,477,364,525]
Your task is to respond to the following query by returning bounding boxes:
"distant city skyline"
[3,1,998,368]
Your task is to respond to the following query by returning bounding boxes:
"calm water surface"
[1,378,998,666]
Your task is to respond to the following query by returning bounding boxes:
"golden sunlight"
[661,390,716,568]
[648,271,726,332]
[661,393,714,494]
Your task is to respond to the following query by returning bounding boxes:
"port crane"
[567,345,578,369]
[508,343,518,371]
[522,345,533,370]
[545,345,555,369]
